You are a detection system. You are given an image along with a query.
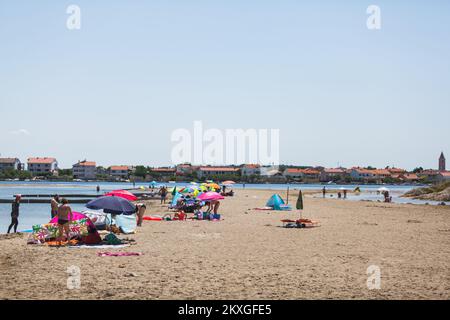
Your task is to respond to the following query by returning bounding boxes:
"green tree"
[134,166,148,178]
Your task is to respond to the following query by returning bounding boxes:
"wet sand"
[0,189,449,300]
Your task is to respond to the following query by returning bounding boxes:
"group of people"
[8,194,73,243]
[322,187,348,199]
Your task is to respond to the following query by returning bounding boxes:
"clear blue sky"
[0,0,449,170]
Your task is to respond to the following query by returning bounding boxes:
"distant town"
[0,153,448,184]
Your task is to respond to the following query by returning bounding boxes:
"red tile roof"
[74,161,96,167]
[323,168,345,174]
[373,169,392,176]
[110,166,129,171]
[440,171,450,177]
[199,167,240,172]
[388,168,407,174]
[28,157,56,164]
[150,168,176,172]
[286,168,320,174]
[243,164,261,169]
[403,173,419,180]
[0,158,19,164]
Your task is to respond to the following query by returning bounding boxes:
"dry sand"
[0,189,449,300]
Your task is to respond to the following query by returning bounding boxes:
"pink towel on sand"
[97,252,142,257]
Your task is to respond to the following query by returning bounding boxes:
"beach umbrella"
[172,186,177,195]
[296,190,304,210]
[86,196,136,215]
[104,190,138,201]
[180,187,195,194]
[206,183,220,189]
[222,180,236,185]
[197,192,224,201]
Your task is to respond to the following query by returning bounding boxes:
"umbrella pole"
[286,186,289,205]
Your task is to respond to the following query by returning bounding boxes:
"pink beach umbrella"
[104,190,138,201]
[197,191,225,201]
[49,211,96,229]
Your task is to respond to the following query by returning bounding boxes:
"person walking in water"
[322,187,326,198]
[7,195,21,234]
[343,189,348,199]
[96,185,100,193]
[51,195,60,218]
[56,198,73,243]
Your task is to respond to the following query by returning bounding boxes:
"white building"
[27,157,58,175]
[241,164,261,176]
[196,167,240,179]
[73,160,97,180]
[0,158,21,171]
[109,166,130,180]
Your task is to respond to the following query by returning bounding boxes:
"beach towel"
[114,214,137,234]
[97,252,142,257]
[28,219,89,244]
[281,219,320,228]
[143,216,163,221]
[46,240,80,247]
[68,244,130,249]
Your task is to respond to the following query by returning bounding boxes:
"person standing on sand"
[159,186,168,204]
[7,195,21,234]
[51,195,60,218]
[135,203,147,227]
[56,198,73,243]
[322,187,326,198]
[212,200,220,214]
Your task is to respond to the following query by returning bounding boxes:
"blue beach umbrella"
[86,196,136,215]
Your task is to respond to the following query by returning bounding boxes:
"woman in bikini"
[57,198,73,243]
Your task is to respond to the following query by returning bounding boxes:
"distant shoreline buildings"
[0,153,449,184]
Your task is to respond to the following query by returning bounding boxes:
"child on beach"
[7,195,21,234]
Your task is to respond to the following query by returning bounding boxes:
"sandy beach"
[0,188,449,300]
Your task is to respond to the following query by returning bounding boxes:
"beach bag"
[104,233,122,245]
[213,214,221,220]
